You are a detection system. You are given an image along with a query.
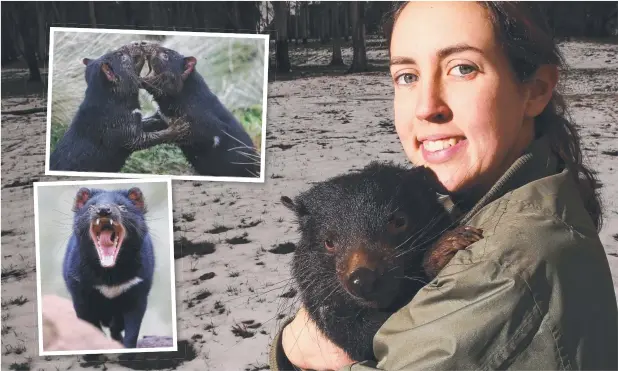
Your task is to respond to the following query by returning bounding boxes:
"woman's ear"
[523,64,559,118]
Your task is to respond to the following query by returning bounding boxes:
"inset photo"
[34,178,177,356]
[45,27,268,182]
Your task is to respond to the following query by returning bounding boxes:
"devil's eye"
[118,205,127,212]
[160,53,169,61]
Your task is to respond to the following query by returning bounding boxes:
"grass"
[49,104,263,175]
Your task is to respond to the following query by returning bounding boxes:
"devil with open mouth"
[62,187,155,348]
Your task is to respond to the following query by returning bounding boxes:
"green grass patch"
[233,104,263,154]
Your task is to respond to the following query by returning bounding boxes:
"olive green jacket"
[269,136,618,371]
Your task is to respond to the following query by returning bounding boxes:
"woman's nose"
[415,79,452,123]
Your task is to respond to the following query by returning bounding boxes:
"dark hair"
[382,1,603,231]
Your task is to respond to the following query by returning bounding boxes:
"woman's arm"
[271,256,546,371]
[354,257,545,371]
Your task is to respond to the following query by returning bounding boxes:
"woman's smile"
[418,135,468,164]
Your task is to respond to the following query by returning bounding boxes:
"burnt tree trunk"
[287,2,293,42]
[321,3,330,44]
[274,1,291,73]
[343,2,349,41]
[302,2,308,44]
[613,3,618,35]
[330,2,344,66]
[1,7,18,66]
[50,3,65,27]
[348,1,368,73]
[190,3,198,30]
[149,3,157,28]
[295,1,300,45]
[265,1,269,30]
[36,2,48,62]
[15,3,42,82]
[124,2,138,29]
[231,1,241,30]
[88,1,97,27]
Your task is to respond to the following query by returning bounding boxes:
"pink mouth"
[420,137,467,165]
[89,218,126,268]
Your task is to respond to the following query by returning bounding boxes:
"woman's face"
[390,1,536,193]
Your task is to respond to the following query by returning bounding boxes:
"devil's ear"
[127,187,146,211]
[281,196,296,212]
[408,166,448,194]
[280,195,309,217]
[101,62,117,82]
[181,56,196,80]
[73,188,91,211]
[82,58,93,66]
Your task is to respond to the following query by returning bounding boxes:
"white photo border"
[44,27,270,184]
[34,177,179,356]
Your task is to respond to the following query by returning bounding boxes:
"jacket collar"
[437,135,560,224]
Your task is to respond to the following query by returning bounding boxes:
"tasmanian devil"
[62,187,155,348]
[49,42,190,173]
[281,161,483,362]
[138,43,260,178]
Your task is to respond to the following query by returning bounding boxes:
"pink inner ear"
[183,57,197,77]
[101,63,116,82]
[128,188,145,210]
[185,57,196,70]
[74,189,90,210]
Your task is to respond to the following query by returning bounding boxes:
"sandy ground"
[1,38,617,371]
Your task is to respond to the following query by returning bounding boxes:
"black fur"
[140,44,260,178]
[62,187,155,348]
[49,44,189,173]
[281,161,453,362]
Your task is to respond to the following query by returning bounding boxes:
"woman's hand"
[281,306,356,371]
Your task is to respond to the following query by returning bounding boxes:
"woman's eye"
[395,73,417,85]
[118,205,127,212]
[450,64,477,76]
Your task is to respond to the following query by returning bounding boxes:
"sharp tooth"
[110,220,114,226]
[96,219,100,225]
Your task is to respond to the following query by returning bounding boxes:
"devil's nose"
[97,206,111,216]
[348,267,378,297]
[131,40,150,47]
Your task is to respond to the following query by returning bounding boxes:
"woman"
[269,1,618,370]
